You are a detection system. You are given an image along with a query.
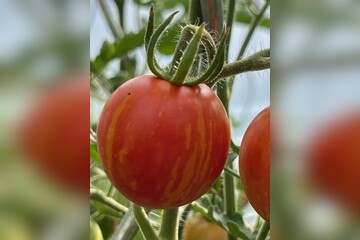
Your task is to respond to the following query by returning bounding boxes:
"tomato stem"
[133,204,160,240]
[159,208,180,240]
[217,48,270,80]
[90,188,128,214]
[255,221,270,240]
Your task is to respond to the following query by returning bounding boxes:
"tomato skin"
[182,214,227,240]
[97,75,230,208]
[20,75,90,193]
[239,106,270,222]
[307,111,360,216]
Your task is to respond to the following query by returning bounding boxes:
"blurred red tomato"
[307,110,360,217]
[97,75,230,208]
[19,74,89,193]
[239,106,270,222]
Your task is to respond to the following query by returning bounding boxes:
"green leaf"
[90,29,146,73]
[90,143,101,164]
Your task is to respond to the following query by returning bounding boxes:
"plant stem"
[224,167,240,179]
[225,0,236,57]
[255,221,270,240]
[218,48,270,79]
[133,204,160,240]
[98,0,123,39]
[90,188,128,214]
[159,208,180,240]
[189,0,202,24]
[237,0,270,60]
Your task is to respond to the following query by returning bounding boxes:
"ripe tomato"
[97,75,230,208]
[19,74,89,193]
[182,214,227,240]
[307,111,360,216]
[239,106,270,222]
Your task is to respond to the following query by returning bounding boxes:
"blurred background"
[0,0,89,239]
[272,0,360,239]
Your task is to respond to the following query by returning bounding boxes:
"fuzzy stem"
[133,204,160,240]
[218,48,270,79]
[159,208,179,240]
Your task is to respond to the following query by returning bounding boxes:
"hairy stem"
[218,48,270,79]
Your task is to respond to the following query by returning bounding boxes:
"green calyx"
[144,6,229,86]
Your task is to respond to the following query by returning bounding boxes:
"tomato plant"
[182,214,227,240]
[97,75,230,208]
[91,0,270,239]
[307,111,360,216]
[239,106,270,222]
[20,75,90,192]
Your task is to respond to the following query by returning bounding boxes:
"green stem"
[224,167,240,179]
[133,204,160,240]
[98,0,123,39]
[225,0,236,58]
[255,221,270,240]
[159,208,180,240]
[90,188,128,214]
[189,0,202,24]
[218,48,270,79]
[237,0,270,60]
[230,139,240,153]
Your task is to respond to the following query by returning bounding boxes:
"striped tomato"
[239,106,270,222]
[97,75,230,208]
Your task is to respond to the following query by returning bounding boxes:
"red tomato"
[182,214,227,240]
[97,75,230,208]
[19,74,90,193]
[307,110,360,217]
[239,106,270,222]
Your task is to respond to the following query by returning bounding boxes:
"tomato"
[97,75,230,208]
[182,214,227,240]
[307,111,360,216]
[239,106,270,222]
[19,74,89,193]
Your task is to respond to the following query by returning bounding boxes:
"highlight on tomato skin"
[306,110,360,218]
[239,106,270,222]
[19,74,90,194]
[97,75,230,209]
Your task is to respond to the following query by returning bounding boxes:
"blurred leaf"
[227,220,253,240]
[90,143,101,164]
[235,9,270,28]
[90,29,146,73]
